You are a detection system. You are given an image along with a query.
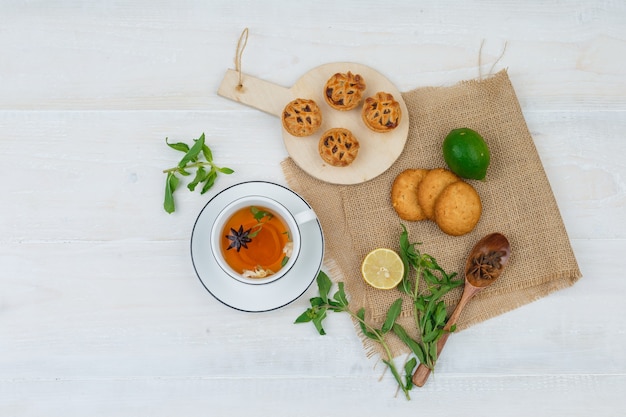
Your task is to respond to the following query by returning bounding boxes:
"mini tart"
[282,98,323,137]
[361,91,402,133]
[318,128,360,167]
[323,71,366,111]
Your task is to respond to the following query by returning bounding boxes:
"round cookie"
[434,181,482,236]
[282,98,322,137]
[361,91,402,133]
[391,169,430,221]
[324,71,366,111]
[318,128,360,167]
[417,168,460,220]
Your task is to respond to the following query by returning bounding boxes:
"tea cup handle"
[293,209,317,225]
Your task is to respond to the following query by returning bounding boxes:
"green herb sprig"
[162,133,234,213]
[248,207,274,238]
[295,226,462,397]
[396,224,463,370]
[295,271,416,400]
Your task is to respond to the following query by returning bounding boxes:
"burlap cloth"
[282,69,581,357]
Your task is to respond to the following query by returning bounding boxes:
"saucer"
[190,181,324,312]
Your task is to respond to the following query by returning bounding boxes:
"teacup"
[210,195,317,284]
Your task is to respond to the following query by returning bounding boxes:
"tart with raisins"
[323,71,366,111]
[282,98,323,137]
[318,128,360,167]
[361,91,401,133]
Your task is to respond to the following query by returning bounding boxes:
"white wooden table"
[1,1,625,415]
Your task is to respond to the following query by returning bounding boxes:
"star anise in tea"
[225,225,252,252]
[468,250,506,281]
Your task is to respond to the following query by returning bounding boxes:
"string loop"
[235,28,249,90]
[478,40,508,79]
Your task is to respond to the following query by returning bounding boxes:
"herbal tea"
[220,206,292,279]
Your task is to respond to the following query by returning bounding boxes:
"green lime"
[442,128,491,180]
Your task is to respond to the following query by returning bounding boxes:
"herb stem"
[162,133,234,213]
[398,225,463,376]
[343,308,410,400]
[296,273,413,400]
[162,160,217,173]
[412,263,422,334]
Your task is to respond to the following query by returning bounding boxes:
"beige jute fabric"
[282,69,581,358]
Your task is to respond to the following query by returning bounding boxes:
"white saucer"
[190,181,324,312]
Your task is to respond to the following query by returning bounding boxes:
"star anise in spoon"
[468,250,506,281]
[225,225,252,252]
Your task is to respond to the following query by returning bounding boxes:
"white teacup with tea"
[210,195,317,284]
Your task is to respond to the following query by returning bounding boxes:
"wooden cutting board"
[218,62,409,185]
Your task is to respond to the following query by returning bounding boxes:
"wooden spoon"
[411,232,511,387]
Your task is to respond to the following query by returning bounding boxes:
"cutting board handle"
[217,69,292,117]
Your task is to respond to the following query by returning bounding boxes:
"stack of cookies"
[281,71,402,168]
[391,168,482,236]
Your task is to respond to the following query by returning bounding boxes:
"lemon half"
[361,248,404,290]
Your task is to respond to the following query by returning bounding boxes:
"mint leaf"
[178,133,205,168]
[218,167,234,174]
[165,138,190,153]
[317,270,332,304]
[381,298,403,334]
[331,282,349,308]
[200,170,217,194]
[188,166,209,192]
[163,172,179,214]
[202,144,213,162]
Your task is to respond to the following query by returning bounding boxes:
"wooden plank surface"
[1,1,625,415]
